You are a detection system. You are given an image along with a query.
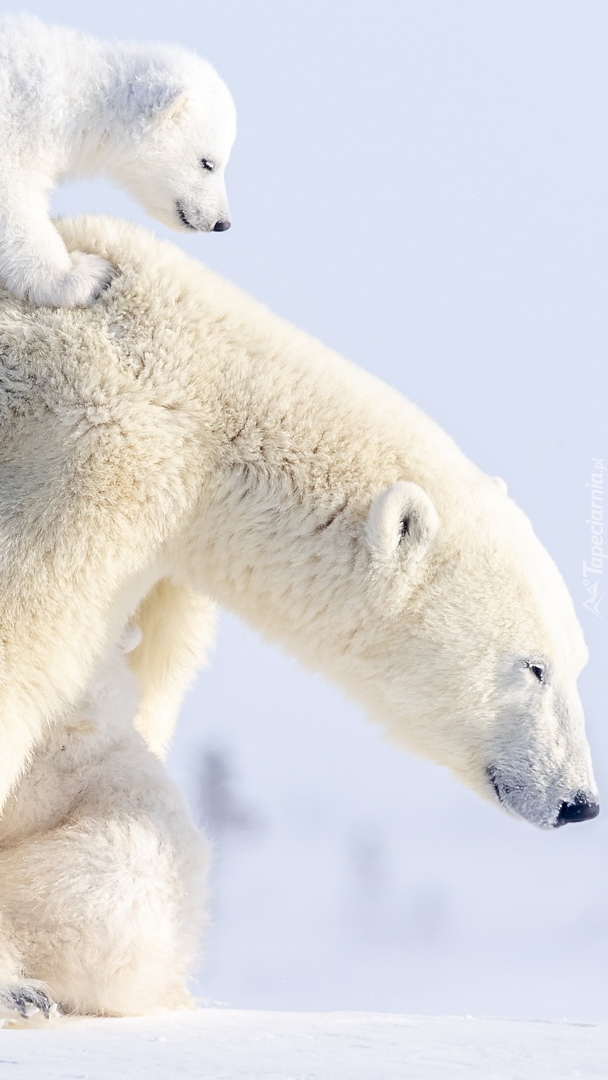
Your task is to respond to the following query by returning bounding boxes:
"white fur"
[0,641,208,1018]
[0,15,236,307]
[0,216,599,1017]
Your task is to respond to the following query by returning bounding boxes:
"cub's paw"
[0,981,59,1025]
[30,252,117,308]
[67,251,117,305]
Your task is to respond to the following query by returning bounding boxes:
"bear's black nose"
[213,220,231,232]
[555,792,600,826]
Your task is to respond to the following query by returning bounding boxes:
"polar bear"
[0,215,599,1018]
[0,15,236,308]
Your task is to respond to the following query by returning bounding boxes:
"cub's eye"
[525,660,545,684]
[200,158,214,171]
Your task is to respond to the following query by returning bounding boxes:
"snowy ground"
[2,1009,607,1080]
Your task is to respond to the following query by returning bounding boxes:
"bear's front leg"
[0,731,209,1017]
[0,183,115,307]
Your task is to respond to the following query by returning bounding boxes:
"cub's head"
[341,478,599,829]
[114,48,236,234]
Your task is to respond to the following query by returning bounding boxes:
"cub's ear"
[492,476,508,496]
[366,481,439,561]
[124,77,188,123]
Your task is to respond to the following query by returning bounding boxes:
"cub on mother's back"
[0,14,236,307]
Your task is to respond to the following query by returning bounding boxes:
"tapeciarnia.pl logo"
[582,458,605,619]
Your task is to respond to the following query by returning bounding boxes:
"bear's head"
[112,49,236,235]
[342,479,599,829]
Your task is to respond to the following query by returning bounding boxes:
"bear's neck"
[176,300,475,679]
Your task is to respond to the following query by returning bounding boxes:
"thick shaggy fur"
[0,642,208,1019]
[0,216,598,1017]
[0,15,235,307]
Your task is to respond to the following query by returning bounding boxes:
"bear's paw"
[0,981,59,1025]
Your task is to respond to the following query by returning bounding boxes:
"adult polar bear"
[0,216,599,1017]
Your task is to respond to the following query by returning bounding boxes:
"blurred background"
[19,0,608,1020]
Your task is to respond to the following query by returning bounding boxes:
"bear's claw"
[0,982,55,1020]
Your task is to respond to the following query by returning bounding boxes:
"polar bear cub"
[0,14,236,307]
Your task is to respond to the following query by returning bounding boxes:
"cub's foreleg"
[0,183,114,306]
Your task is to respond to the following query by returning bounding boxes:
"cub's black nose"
[555,792,600,827]
[213,220,231,232]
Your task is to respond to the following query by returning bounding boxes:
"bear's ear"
[492,476,508,496]
[366,481,439,562]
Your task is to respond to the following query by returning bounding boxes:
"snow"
[2,1010,607,1080]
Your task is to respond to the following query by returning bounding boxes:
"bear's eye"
[525,660,545,684]
[200,158,215,172]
